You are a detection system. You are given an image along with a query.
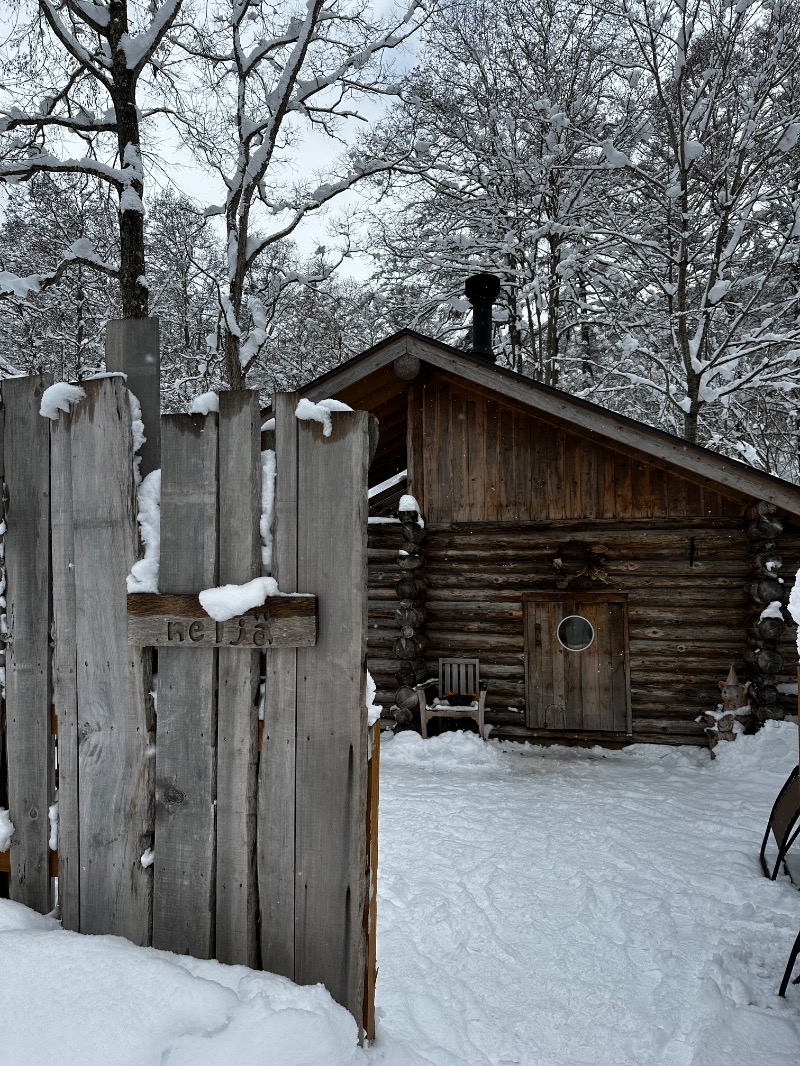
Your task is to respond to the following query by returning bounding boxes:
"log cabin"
[271,313,800,748]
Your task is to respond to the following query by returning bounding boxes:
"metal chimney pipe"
[465,273,501,362]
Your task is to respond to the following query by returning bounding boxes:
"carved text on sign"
[127,593,317,649]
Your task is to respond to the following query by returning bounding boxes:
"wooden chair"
[416,658,488,740]
[760,765,800,882]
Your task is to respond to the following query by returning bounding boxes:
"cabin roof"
[275,328,800,518]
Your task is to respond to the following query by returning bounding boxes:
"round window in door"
[557,614,595,652]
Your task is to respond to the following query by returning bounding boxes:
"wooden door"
[524,594,631,733]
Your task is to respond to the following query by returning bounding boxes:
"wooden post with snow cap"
[258,392,301,979]
[105,317,161,478]
[293,402,371,1025]
[257,392,372,1030]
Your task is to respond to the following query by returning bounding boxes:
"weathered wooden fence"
[0,375,377,1034]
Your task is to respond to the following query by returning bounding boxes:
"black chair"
[759,765,800,997]
[779,930,800,997]
[759,765,800,881]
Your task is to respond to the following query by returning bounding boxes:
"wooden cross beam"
[127,593,317,649]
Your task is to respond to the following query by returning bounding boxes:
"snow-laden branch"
[120,0,184,75]
[0,238,119,300]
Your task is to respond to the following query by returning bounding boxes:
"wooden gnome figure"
[700,666,752,752]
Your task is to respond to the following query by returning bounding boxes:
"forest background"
[1,0,799,478]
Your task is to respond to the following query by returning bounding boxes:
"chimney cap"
[464,272,501,305]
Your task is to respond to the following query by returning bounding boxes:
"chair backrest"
[439,658,480,696]
[772,770,800,849]
[761,765,800,881]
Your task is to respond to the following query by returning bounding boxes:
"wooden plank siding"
[418,373,748,523]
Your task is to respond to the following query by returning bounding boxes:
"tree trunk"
[224,330,246,390]
[109,2,148,320]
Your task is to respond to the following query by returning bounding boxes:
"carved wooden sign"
[127,593,317,648]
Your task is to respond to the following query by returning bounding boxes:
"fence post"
[105,317,161,478]
[258,392,300,979]
[50,406,80,930]
[3,375,53,914]
[215,391,261,967]
[294,410,370,1023]
[152,413,218,958]
[68,378,153,941]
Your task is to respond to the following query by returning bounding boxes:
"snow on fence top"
[39,383,86,420]
[295,397,353,436]
[189,391,219,415]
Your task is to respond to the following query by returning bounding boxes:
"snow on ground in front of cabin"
[1,724,799,1065]
[374,722,800,1065]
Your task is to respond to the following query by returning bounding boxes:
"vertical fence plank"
[294,411,370,1022]
[50,410,80,930]
[363,723,380,1041]
[105,318,161,478]
[216,391,260,967]
[153,414,218,958]
[258,392,299,978]
[70,378,153,942]
[3,376,53,914]
[0,401,8,900]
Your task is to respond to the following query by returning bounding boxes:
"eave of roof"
[276,328,800,518]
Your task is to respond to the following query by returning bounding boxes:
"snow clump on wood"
[189,391,220,415]
[788,570,800,654]
[295,397,352,436]
[0,807,14,851]
[39,383,86,420]
[199,576,279,622]
[127,470,161,594]
[261,450,276,574]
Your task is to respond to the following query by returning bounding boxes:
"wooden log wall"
[368,518,764,744]
[744,502,787,723]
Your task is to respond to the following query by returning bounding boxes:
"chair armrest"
[415,678,438,691]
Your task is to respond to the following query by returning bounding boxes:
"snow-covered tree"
[0,172,119,377]
[0,0,185,317]
[144,188,228,410]
[590,0,800,443]
[247,255,390,392]
[163,0,428,388]
[362,0,625,381]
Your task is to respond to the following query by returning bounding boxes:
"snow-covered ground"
[377,723,800,1065]
[1,723,799,1065]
